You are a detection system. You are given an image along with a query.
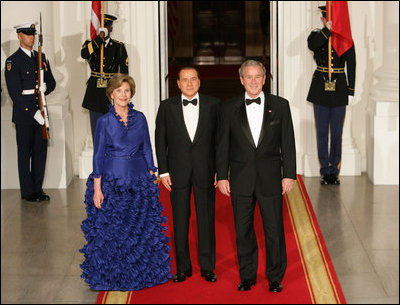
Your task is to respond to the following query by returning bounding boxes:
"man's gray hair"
[238,59,266,77]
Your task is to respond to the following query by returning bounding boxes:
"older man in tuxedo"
[155,67,220,283]
[217,60,296,292]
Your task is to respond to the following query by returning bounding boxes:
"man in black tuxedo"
[217,60,296,292]
[155,67,220,283]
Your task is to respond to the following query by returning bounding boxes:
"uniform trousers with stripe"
[313,104,346,176]
[15,124,47,197]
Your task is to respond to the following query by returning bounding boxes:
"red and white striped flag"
[90,1,101,40]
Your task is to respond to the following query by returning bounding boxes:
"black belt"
[91,71,116,79]
[316,66,345,73]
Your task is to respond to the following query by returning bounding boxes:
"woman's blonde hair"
[106,73,136,101]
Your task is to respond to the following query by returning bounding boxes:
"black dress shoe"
[22,193,40,202]
[201,270,217,282]
[329,174,340,185]
[269,281,283,292]
[320,175,330,185]
[238,280,256,291]
[173,269,192,283]
[36,191,50,201]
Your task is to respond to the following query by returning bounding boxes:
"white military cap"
[14,22,38,35]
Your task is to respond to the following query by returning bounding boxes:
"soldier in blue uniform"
[307,6,356,185]
[81,14,129,139]
[5,22,56,202]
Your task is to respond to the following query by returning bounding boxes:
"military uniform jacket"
[5,48,56,125]
[307,27,356,107]
[81,35,129,113]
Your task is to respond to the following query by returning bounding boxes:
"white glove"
[348,96,354,106]
[34,110,45,125]
[99,27,108,37]
[39,82,47,93]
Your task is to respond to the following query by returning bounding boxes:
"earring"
[111,98,114,105]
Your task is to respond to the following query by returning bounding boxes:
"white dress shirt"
[181,93,200,142]
[105,37,111,48]
[20,47,33,57]
[245,91,264,147]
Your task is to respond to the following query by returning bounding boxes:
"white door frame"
[270,1,278,95]
[159,1,279,98]
[159,1,169,100]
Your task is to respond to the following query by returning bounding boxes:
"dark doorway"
[167,1,270,101]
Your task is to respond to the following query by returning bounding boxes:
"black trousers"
[231,187,287,283]
[170,175,216,273]
[15,124,48,197]
[89,110,104,142]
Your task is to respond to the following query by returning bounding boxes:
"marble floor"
[1,174,399,304]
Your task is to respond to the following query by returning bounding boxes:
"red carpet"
[96,175,346,304]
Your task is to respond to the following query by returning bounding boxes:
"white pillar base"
[303,150,362,177]
[1,98,74,189]
[79,147,93,179]
[367,99,399,185]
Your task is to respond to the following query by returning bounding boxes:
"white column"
[1,1,74,189]
[367,1,399,185]
[120,1,162,168]
[159,1,169,101]
[277,1,316,176]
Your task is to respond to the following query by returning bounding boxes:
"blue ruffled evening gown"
[79,104,173,291]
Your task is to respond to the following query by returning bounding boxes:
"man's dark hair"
[177,66,200,80]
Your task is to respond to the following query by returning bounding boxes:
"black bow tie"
[183,98,198,106]
[245,97,261,105]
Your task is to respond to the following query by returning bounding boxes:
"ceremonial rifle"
[38,12,50,139]
[97,1,107,88]
[325,1,336,91]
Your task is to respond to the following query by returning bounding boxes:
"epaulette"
[112,39,123,45]
[81,40,90,49]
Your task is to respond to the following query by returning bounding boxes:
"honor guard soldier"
[307,5,356,185]
[81,14,129,139]
[5,22,56,202]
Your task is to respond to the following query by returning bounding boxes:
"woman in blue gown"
[80,73,173,291]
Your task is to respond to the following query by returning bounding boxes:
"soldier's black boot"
[329,174,340,185]
[320,175,330,185]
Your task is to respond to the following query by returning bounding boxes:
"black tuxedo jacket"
[155,94,220,189]
[216,93,296,197]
